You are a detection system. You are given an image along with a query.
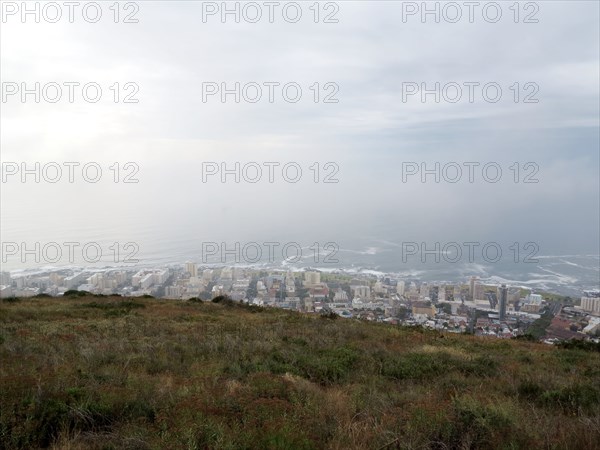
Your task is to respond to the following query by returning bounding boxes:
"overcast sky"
[1,1,599,268]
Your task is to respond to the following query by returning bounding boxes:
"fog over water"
[1,2,599,296]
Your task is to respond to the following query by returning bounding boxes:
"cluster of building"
[540,291,600,343]
[1,267,599,342]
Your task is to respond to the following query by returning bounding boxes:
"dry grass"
[1,294,599,449]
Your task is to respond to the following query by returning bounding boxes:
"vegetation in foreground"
[1,294,599,449]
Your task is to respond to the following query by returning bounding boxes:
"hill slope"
[1,295,599,449]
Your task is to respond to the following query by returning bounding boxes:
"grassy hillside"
[1,295,599,449]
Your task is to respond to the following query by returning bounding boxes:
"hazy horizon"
[1,1,599,290]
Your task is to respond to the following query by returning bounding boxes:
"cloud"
[1,1,598,268]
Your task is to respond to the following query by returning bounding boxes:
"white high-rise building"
[49,272,63,285]
[115,271,128,285]
[409,282,418,293]
[154,269,169,285]
[374,281,386,294]
[286,272,295,286]
[580,297,600,315]
[0,285,13,298]
[165,286,183,299]
[202,269,214,282]
[132,270,145,287]
[438,285,446,302]
[188,276,203,287]
[1,272,11,285]
[64,273,86,289]
[352,285,370,299]
[469,276,479,299]
[333,288,349,302]
[185,262,198,278]
[304,271,321,286]
[140,273,154,289]
[87,273,103,287]
[526,293,543,305]
[233,267,245,281]
[396,281,405,296]
[220,267,233,280]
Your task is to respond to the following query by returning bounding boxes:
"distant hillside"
[1,294,599,449]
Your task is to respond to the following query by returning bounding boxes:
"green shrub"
[63,290,87,297]
[381,352,453,381]
[212,295,234,305]
[320,310,338,320]
[82,301,145,310]
[512,334,536,341]
[451,396,515,447]
[541,384,600,414]
[517,380,545,400]
[557,339,600,352]
[459,355,499,377]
